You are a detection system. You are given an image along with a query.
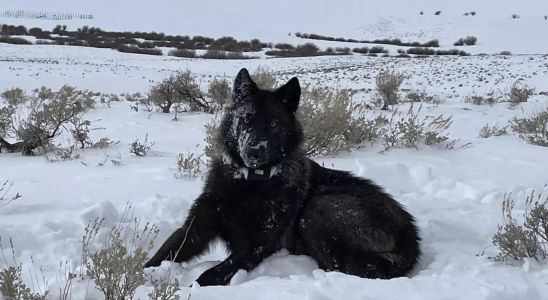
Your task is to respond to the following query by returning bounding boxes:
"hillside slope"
[1,0,548,53]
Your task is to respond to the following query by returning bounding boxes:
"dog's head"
[220,68,304,170]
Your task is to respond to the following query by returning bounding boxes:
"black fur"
[145,68,421,286]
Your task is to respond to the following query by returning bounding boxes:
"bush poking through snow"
[147,273,182,300]
[148,74,181,114]
[463,36,478,46]
[174,151,205,179]
[505,81,535,109]
[129,133,155,156]
[0,180,21,209]
[168,49,197,58]
[373,69,408,110]
[250,66,277,90]
[404,88,444,106]
[381,103,455,151]
[478,123,508,138]
[82,209,160,300]
[490,189,548,262]
[0,237,49,300]
[464,94,497,106]
[509,107,548,147]
[207,77,232,111]
[203,113,223,160]
[499,51,512,56]
[4,85,94,155]
[68,116,119,150]
[172,70,213,113]
[1,88,27,107]
[297,86,371,156]
[148,70,214,114]
[0,106,15,139]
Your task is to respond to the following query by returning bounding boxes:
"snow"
[1,1,548,299]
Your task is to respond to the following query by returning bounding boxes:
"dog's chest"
[216,181,299,234]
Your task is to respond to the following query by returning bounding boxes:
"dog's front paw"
[195,268,231,287]
[143,258,161,269]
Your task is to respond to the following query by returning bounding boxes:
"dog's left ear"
[232,68,258,103]
[273,77,301,116]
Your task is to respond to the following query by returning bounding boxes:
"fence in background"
[0,10,93,20]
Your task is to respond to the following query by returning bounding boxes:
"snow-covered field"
[1,1,548,299]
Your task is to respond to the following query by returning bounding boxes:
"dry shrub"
[117,45,163,56]
[172,70,212,112]
[147,271,182,300]
[489,188,548,262]
[0,36,32,45]
[0,237,49,300]
[68,115,119,150]
[463,93,497,106]
[148,70,213,113]
[207,77,231,111]
[297,86,370,156]
[168,49,197,58]
[463,36,478,45]
[7,85,95,155]
[509,106,548,147]
[0,106,15,138]
[148,74,180,113]
[250,66,277,90]
[203,113,223,160]
[352,47,369,54]
[405,88,444,106]
[81,205,160,300]
[380,103,455,150]
[478,123,508,138]
[200,50,257,60]
[373,69,408,110]
[174,151,205,179]
[1,88,27,107]
[0,180,21,209]
[129,133,155,156]
[505,81,535,109]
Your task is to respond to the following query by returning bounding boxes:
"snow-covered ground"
[1,1,548,299]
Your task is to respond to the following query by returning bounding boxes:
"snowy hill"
[1,0,548,53]
[1,1,548,300]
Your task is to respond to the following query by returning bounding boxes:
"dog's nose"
[248,148,262,160]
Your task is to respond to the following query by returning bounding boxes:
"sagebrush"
[0,237,49,300]
[509,106,548,147]
[372,69,408,110]
[478,123,508,138]
[380,103,456,151]
[489,188,548,262]
[174,151,204,179]
[505,81,535,109]
[0,85,109,155]
[129,133,155,156]
[83,213,159,300]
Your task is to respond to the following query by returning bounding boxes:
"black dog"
[144,68,421,286]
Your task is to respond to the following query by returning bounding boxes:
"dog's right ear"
[232,68,257,103]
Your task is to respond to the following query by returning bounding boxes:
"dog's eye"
[243,118,249,124]
[270,121,277,128]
